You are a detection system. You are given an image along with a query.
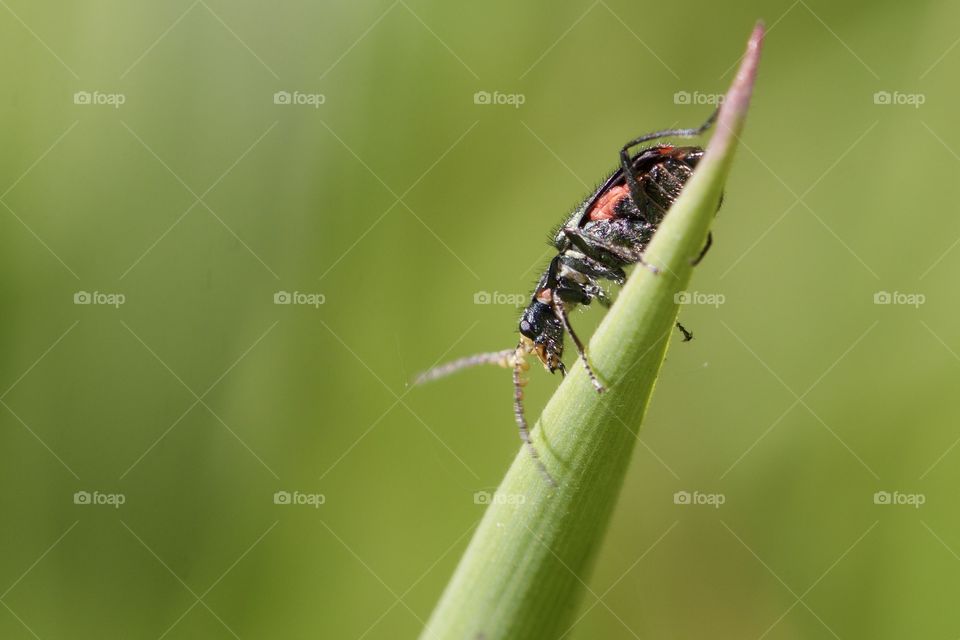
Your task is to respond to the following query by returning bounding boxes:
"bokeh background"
[0,1,957,638]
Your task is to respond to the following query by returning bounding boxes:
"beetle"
[416,111,720,485]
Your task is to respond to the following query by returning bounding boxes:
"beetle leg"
[692,232,713,266]
[552,293,604,393]
[563,227,659,274]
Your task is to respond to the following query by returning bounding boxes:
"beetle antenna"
[413,348,515,385]
[512,346,557,487]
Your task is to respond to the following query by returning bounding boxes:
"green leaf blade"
[421,22,765,640]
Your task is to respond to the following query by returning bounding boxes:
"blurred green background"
[0,1,957,638]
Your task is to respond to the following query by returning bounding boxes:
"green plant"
[420,22,764,640]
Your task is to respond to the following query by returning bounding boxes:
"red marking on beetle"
[658,145,675,155]
[588,183,631,221]
[536,287,552,304]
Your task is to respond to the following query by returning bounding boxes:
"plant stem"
[421,22,764,640]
